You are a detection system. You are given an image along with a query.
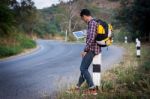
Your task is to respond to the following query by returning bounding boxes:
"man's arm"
[84,21,97,52]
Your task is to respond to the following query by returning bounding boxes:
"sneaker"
[66,86,80,94]
[82,88,97,95]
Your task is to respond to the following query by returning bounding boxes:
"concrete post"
[136,39,141,57]
[125,36,128,43]
[136,38,138,43]
[92,53,101,89]
[65,30,68,42]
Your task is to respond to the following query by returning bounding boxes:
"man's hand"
[81,52,87,57]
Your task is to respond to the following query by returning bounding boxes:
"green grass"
[0,33,36,58]
[0,45,22,57]
[16,33,36,49]
[46,43,150,99]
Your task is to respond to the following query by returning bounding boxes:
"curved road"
[0,40,123,99]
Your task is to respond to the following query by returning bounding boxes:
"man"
[73,9,101,95]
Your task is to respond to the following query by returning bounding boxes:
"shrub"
[0,45,22,58]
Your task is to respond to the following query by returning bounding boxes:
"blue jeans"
[77,51,95,88]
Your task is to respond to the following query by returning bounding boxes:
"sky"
[32,0,68,9]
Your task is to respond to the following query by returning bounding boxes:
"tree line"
[0,0,38,36]
[0,0,149,41]
[116,0,150,41]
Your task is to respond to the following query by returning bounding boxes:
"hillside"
[92,0,120,9]
[37,0,120,40]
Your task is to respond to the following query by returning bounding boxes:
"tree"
[58,0,80,39]
[0,0,38,36]
[0,0,15,36]
[116,0,150,41]
[13,0,38,35]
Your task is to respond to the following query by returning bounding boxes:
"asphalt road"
[0,40,123,99]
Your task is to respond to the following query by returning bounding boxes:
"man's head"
[80,9,92,23]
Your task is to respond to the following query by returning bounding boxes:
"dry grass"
[0,33,36,58]
[101,43,150,97]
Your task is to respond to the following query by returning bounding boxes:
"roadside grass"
[101,43,150,98]
[0,33,36,58]
[46,43,150,99]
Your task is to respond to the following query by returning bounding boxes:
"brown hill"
[94,0,120,9]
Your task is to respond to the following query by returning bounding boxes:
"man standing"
[76,9,101,95]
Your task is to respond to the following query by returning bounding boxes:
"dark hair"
[80,9,91,17]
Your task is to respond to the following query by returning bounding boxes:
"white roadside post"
[136,38,138,43]
[124,36,128,43]
[65,30,68,42]
[92,53,101,89]
[112,38,114,43]
[136,38,141,57]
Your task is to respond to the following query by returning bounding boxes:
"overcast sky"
[32,0,68,9]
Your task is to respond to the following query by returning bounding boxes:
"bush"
[0,45,22,58]
[102,80,114,92]
[0,33,36,58]
[143,61,150,72]
[16,33,36,48]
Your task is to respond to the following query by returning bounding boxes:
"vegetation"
[0,0,37,36]
[1,0,149,41]
[39,0,116,40]
[116,0,150,41]
[0,0,37,58]
[35,0,150,42]
[0,33,36,58]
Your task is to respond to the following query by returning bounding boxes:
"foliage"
[16,33,36,48]
[0,45,22,57]
[113,29,132,42]
[0,0,15,36]
[116,0,150,41]
[0,0,37,57]
[0,0,117,39]
[0,0,38,36]
[39,0,115,40]
[0,33,36,58]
